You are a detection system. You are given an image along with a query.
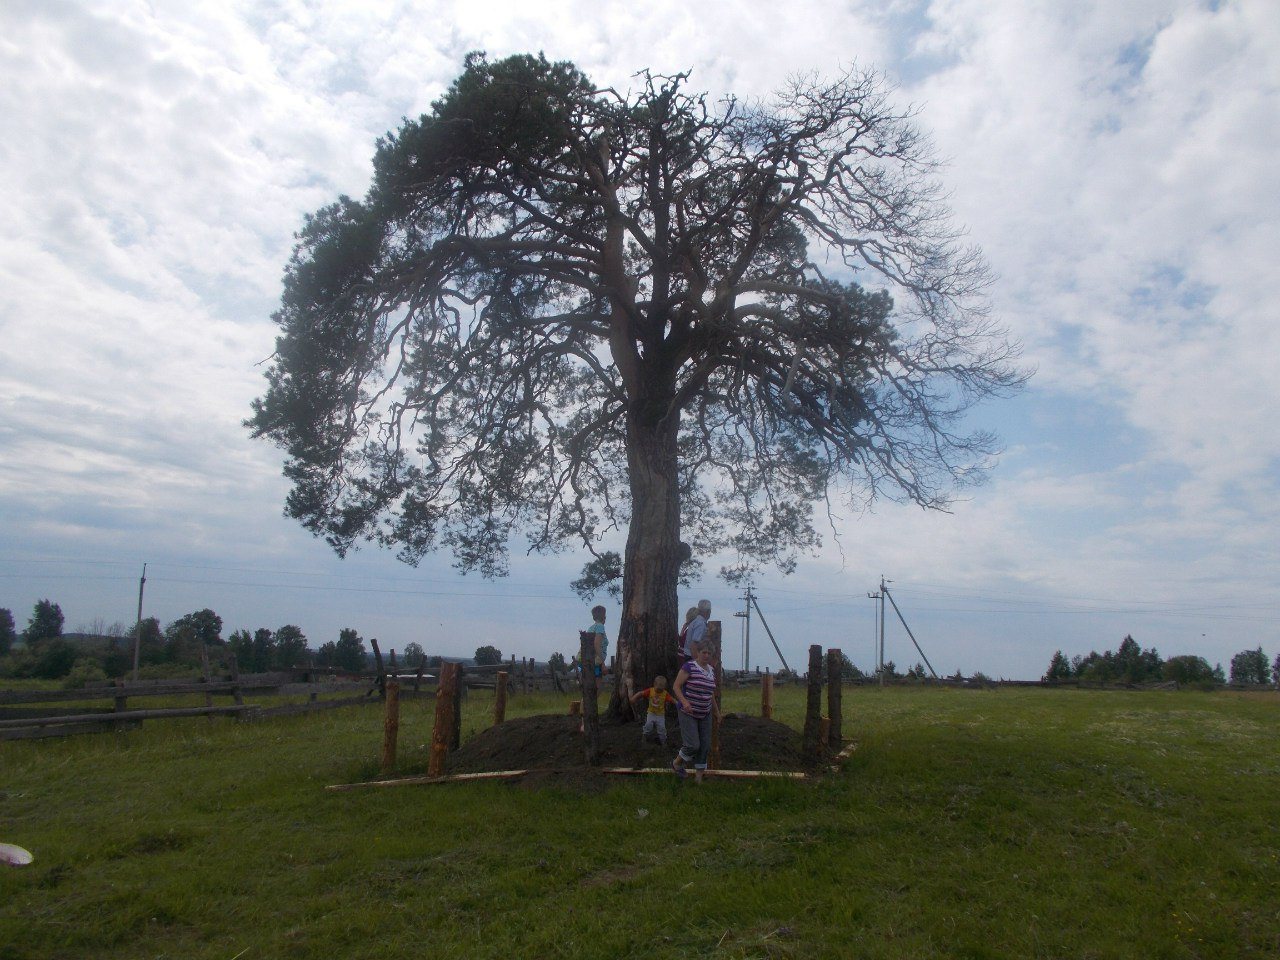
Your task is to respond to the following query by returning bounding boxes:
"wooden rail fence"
[0,671,379,741]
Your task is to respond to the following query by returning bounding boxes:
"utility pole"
[732,602,747,670]
[747,591,792,674]
[733,584,754,672]
[866,584,882,686]
[880,576,889,683]
[131,562,147,681]
[882,581,939,679]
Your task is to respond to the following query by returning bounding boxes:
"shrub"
[0,649,36,679]
[62,657,109,689]
[135,662,202,682]
[1162,654,1217,687]
[32,639,77,680]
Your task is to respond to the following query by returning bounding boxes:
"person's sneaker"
[672,757,686,779]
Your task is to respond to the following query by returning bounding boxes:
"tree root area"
[445,712,807,789]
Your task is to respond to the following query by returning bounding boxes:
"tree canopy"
[23,599,64,645]
[0,608,15,656]
[1229,647,1271,685]
[474,644,503,666]
[166,609,223,647]
[250,52,1025,710]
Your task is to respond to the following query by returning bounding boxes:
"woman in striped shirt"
[672,641,721,783]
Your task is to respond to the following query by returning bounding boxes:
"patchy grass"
[1,685,1278,959]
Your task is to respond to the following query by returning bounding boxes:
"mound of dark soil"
[446,712,805,781]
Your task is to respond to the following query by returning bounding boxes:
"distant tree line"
[1043,635,1278,688]
[0,599,372,685]
[0,598,503,686]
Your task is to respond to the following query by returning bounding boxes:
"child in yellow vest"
[629,676,675,745]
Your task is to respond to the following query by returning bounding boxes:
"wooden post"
[708,620,722,769]
[451,663,463,750]
[802,645,825,762]
[569,700,582,716]
[428,662,458,776]
[199,643,214,722]
[413,656,425,693]
[494,670,508,725]
[761,671,774,719]
[113,677,128,729]
[227,650,244,707]
[199,643,213,707]
[370,638,387,700]
[380,681,400,776]
[826,647,843,747]
[579,631,600,765]
[508,655,517,696]
[389,649,398,674]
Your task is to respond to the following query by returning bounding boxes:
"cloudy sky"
[1,0,1276,679]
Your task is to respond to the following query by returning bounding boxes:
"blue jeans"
[677,711,712,769]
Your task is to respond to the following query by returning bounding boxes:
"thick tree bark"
[609,397,683,720]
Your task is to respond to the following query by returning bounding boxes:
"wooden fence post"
[708,620,722,769]
[579,632,600,765]
[199,643,214,707]
[199,643,214,723]
[761,671,774,719]
[494,670,508,725]
[227,650,244,707]
[380,681,400,776]
[428,662,458,776]
[802,645,825,762]
[370,639,387,700]
[827,647,842,747]
[113,678,128,730]
[412,657,425,693]
[451,663,463,750]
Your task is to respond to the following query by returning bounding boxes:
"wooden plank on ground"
[601,768,808,779]
[325,767,808,789]
[327,770,530,790]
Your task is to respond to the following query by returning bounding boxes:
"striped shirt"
[679,659,716,718]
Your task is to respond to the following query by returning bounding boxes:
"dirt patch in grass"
[444,711,808,788]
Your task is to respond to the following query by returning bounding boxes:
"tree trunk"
[609,398,683,720]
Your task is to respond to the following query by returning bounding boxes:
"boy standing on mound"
[584,605,608,676]
[578,606,609,735]
[630,676,675,745]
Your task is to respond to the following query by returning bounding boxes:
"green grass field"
[2,685,1277,959]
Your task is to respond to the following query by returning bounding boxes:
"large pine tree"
[250,53,1024,717]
